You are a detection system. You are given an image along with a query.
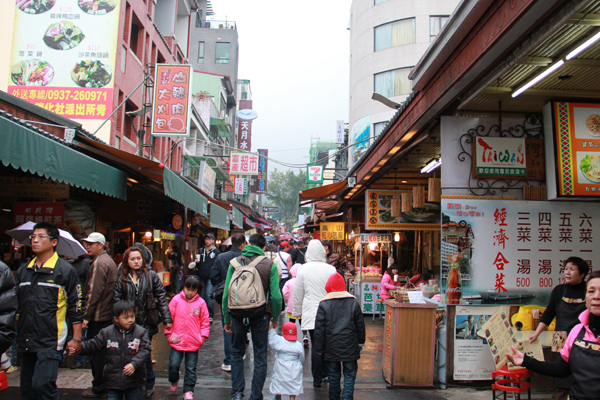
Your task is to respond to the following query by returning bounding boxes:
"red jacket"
[164,291,210,351]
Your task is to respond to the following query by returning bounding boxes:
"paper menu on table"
[482,307,519,369]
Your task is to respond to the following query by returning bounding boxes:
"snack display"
[77,0,118,15]
[10,59,54,86]
[16,0,56,14]
[43,21,85,50]
[71,60,113,87]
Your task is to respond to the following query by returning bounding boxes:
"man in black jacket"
[210,233,246,372]
[193,233,220,321]
[0,260,17,355]
[314,273,365,400]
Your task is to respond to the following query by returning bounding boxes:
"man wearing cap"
[194,233,220,321]
[81,232,118,398]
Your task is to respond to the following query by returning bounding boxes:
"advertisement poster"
[441,198,600,305]
[151,64,193,137]
[365,190,440,230]
[454,306,498,380]
[9,1,120,125]
[349,115,370,168]
[230,152,259,175]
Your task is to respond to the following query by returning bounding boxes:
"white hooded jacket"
[292,240,337,330]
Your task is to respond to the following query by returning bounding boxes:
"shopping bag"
[0,371,7,391]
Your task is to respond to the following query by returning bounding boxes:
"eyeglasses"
[29,234,54,241]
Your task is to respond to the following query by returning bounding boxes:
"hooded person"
[314,273,366,400]
[292,239,336,388]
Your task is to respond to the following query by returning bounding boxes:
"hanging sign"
[151,64,193,137]
[230,152,259,175]
[472,137,526,177]
[307,165,324,183]
[320,222,345,240]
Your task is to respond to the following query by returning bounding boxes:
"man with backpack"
[222,234,282,400]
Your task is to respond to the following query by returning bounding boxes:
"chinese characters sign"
[8,1,121,129]
[545,102,600,198]
[230,152,259,175]
[320,223,345,241]
[441,199,600,305]
[14,202,65,227]
[252,149,268,194]
[336,120,344,144]
[234,177,247,195]
[237,99,253,150]
[151,64,192,137]
[473,137,526,177]
[307,165,324,183]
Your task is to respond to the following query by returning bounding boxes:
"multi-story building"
[348,0,460,168]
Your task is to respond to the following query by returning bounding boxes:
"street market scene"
[1,0,600,399]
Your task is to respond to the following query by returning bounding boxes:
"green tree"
[266,169,308,232]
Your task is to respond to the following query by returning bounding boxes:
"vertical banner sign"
[14,202,65,227]
[336,120,345,144]
[224,160,235,192]
[256,149,268,194]
[9,1,121,129]
[234,178,247,195]
[151,64,193,137]
[237,99,253,150]
[230,151,259,175]
[307,165,324,183]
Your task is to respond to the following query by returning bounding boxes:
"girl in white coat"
[268,321,304,400]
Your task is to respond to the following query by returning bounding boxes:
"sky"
[210,1,352,173]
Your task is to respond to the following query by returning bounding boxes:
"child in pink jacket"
[282,264,309,346]
[380,265,399,299]
[164,276,210,400]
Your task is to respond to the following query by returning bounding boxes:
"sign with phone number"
[8,86,112,119]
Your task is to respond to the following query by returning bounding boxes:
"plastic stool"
[491,365,531,400]
[373,298,384,321]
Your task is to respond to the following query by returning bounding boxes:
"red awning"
[299,181,347,206]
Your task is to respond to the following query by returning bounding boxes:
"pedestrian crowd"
[0,222,364,400]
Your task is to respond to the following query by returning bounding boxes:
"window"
[374,122,387,137]
[430,15,449,42]
[197,41,205,63]
[195,9,203,28]
[130,15,143,60]
[215,42,230,64]
[374,67,412,97]
[114,135,120,149]
[375,18,415,51]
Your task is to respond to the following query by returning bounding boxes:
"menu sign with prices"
[151,64,193,137]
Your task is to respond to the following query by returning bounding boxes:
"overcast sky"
[211,1,351,173]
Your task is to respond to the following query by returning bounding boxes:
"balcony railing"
[195,19,237,30]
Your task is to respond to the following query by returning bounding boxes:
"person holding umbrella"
[15,222,84,400]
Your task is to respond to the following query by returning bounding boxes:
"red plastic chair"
[491,364,531,400]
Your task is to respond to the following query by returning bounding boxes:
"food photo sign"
[544,101,600,198]
[9,0,120,129]
[364,190,440,230]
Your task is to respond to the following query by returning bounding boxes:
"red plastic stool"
[491,365,531,400]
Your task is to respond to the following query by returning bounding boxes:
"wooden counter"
[382,299,438,387]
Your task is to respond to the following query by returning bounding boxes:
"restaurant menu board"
[544,101,600,198]
[365,190,440,230]
[151,64,193,137]
[454,306,498,380]
[8,0,120,121]
[441,198,600,305]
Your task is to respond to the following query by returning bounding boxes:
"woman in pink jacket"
[283,264,310,346]
[164,276,210,400]
[380,265,400,300]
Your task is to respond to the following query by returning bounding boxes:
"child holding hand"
[164,276,210,400]
[70,300,150,400]
[268,321,304,400]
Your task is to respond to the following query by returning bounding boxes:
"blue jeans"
[231,314,270,400]
[107,387,143,400]
[20,350,62,400]
[168,349,198,392]
[145,333,155,389]
[221,312,232,365]
[200,278,214,318]
[325,360,358,400]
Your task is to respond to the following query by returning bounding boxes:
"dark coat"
[114,268,172,336]
[81,322,150,390]
[195,246,220,280]
[0,261,17,354]
[210,247,243,286]
[314,292,366,362]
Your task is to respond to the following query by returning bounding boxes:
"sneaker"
[145,388,154,398]
[232,393,244,400]
[221,363,231,372]
[184,392,194,400]
[303,337,309,347]
[170,381,179,392]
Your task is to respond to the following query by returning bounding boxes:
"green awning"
[232,206,243,229]
[210,202,230,230]
[0,115,127,200]
[210,117,230,137]
[163,168,208,216]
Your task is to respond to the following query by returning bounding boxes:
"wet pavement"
[2,306,539,399]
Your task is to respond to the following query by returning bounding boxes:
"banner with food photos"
[8,0,120,120]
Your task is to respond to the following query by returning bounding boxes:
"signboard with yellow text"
[320,222,345,241]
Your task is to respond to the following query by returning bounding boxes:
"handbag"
[211,280,226,303]
[143,270,161,327]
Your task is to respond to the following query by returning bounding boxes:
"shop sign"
[160,231,176,241]
[472,137,526,177]
[172,215,182,230]
[0,177,69,199]
[320,222,345,240]
[307,165,324,183]
[365,190,440,231]
[252,149,268,194]
[237,100,253,150]
[224,160,235,192]
[14,201,65,227]
[230,152,259,175]
[545,101,600,198]
[198,161,216,197]
[359,233,392,243]
[151,64,193,137]
[357,281,383,314]
[263,206,279,213]
[336,120,345,144]
[441,198,600,305]
[234,177,247,195]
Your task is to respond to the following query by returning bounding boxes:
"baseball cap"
[205,233,216,239]
[280,241,290,248]
[83,232,106,244]
[282,322,297,341]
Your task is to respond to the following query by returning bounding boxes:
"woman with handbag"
[114,246,172,398]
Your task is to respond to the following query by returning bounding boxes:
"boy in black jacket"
[314,273,365,400]
[70,301,150,400]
